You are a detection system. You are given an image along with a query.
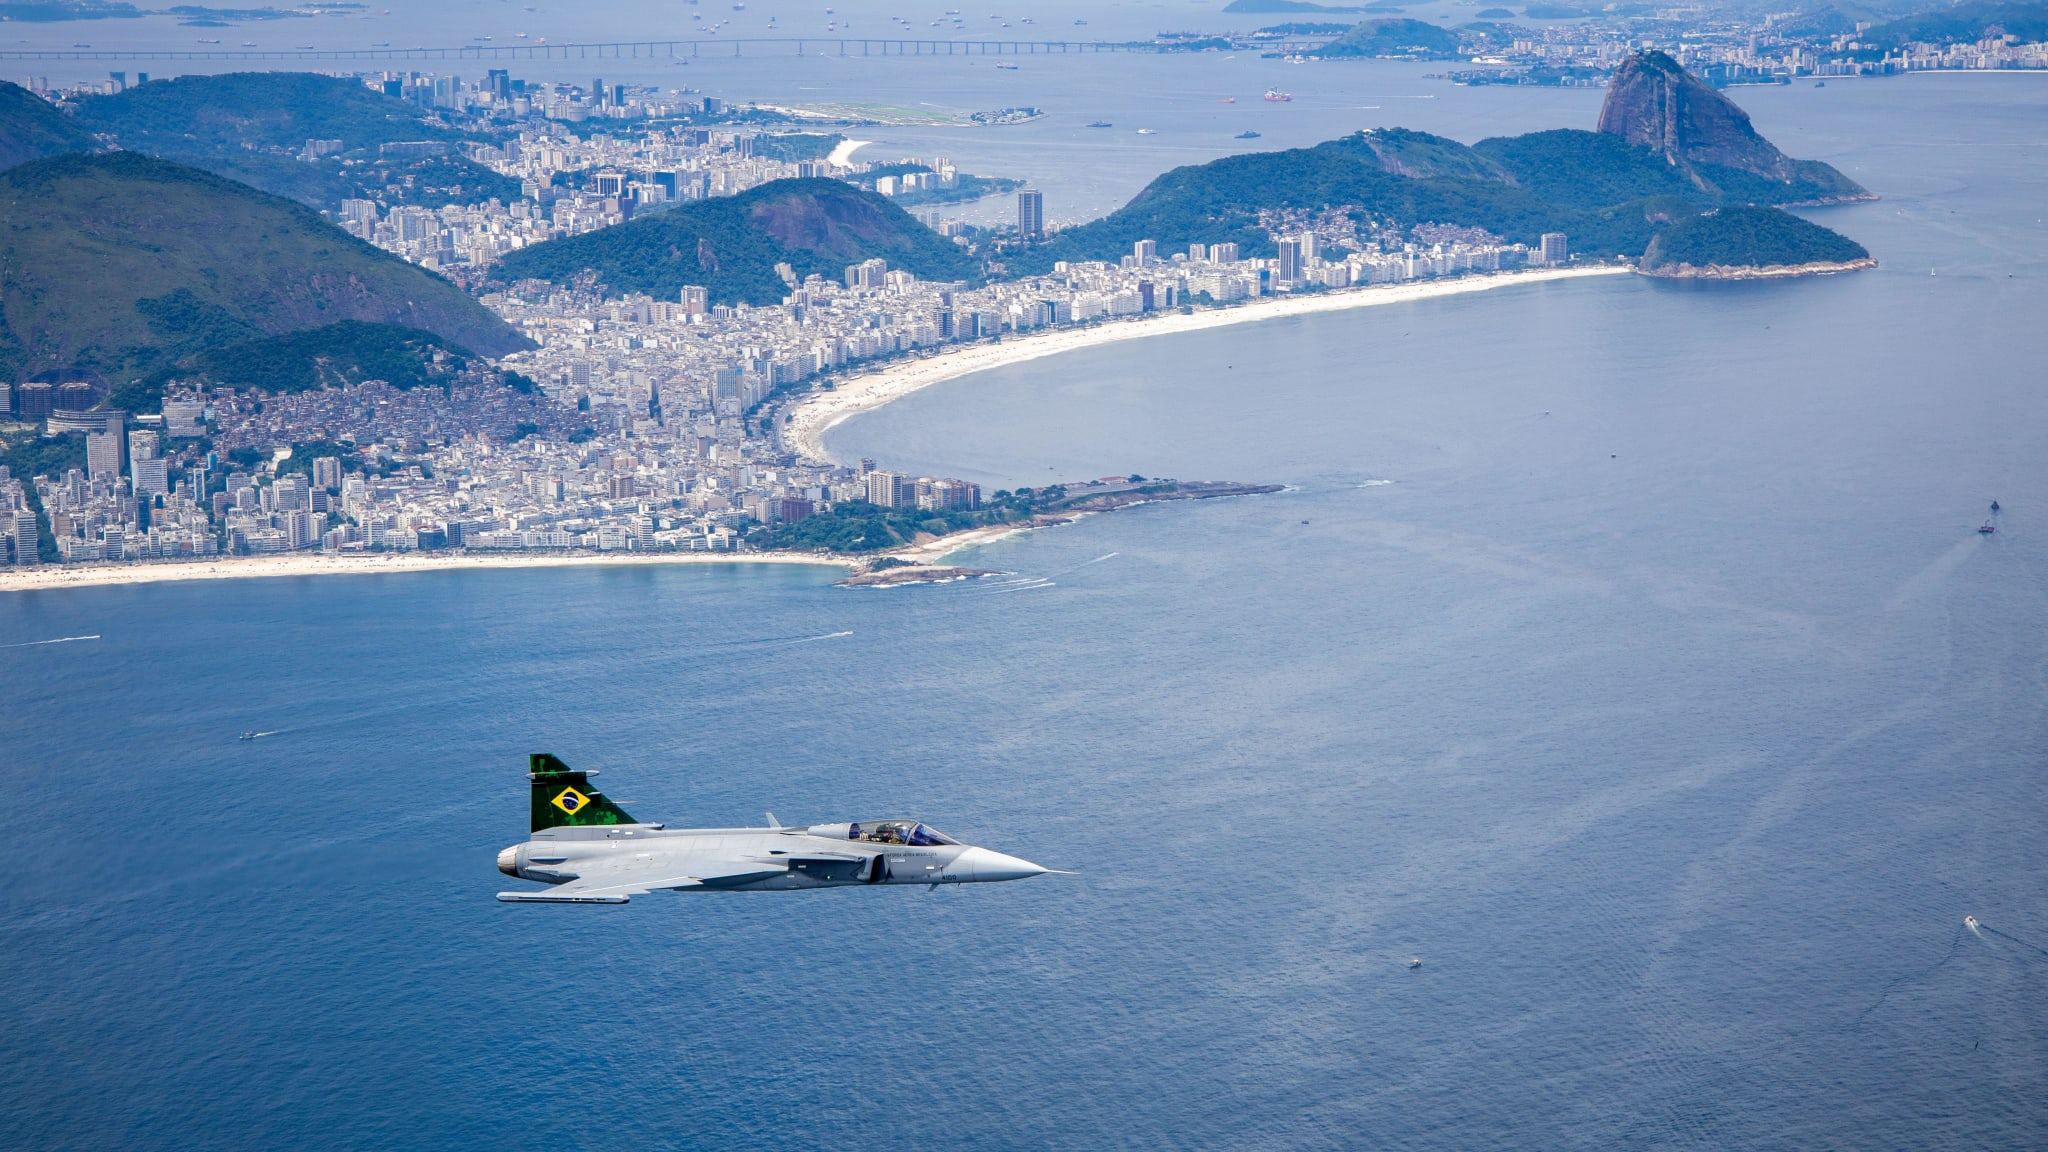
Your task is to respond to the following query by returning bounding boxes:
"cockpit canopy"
[848,820,959,847]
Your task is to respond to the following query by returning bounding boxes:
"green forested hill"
[1017,130,1692,270]
[0,152,529,408]
[1471,130,1703,209]
[1640,206,1870,272]
[1864,1,2048,48]
[497,178,980,305]
[0,80,98,171]
[1019,52,1872,273]
[1310,18,1463,57]
[74,72,467,154]
[1020,107,1868,272]
[67,72,516,210]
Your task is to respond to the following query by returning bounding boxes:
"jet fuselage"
[497,823,1047,900]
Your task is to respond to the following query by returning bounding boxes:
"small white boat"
[1408,957,1422,969]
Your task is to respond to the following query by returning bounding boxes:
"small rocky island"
[836,559,999,587]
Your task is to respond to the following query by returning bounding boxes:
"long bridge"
[0,37,1199,63]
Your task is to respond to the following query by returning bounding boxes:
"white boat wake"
[0,634,100,649]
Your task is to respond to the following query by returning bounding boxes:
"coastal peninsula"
[1,51,1877,587]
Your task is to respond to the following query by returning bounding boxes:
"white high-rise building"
[865,470,908,508]
[87,432,122,481]
[1016,189,1044,238]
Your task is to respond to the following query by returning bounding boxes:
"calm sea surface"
[3,40,2046,1152]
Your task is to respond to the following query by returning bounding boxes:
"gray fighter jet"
[496,754,1057,904]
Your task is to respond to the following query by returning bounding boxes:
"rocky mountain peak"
[1595,51,1869,202]
[1597,51,1791,177]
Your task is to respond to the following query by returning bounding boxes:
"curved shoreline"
[779,265,1631,464]
[825,138,872,168]
[3,267,1628,594]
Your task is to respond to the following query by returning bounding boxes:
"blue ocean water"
[5,64,2048,1152]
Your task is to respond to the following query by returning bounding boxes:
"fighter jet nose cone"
[963,846,1049,882]
[497,845,520,877]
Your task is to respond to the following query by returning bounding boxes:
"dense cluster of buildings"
[492,209,1561,446]
[6,424,221,565]
[336,121,972,277]
[1424,12,2048,85]
[1,208,1563,568]
[1,467,43,567]
[0,369,987,564]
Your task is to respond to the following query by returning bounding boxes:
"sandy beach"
[0,549,852,594]
[825,138,872,168]
[781,264,1630,464]
[3,266,1624,595]
[0,517,1077,594]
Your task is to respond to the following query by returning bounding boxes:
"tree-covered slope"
[0,152,529,402]
[1473,129,1707,209]
[0,80,98,172]
[74,72,463,155]
[70,72,516,211]
[1864,1,2048,48]
[1640,206,1870,273]
[1310,18,1463,57]
[1018,130,1678,270]
[183,320,475,395]
[497,178,980,305]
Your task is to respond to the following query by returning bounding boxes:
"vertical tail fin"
[529,753,638,833]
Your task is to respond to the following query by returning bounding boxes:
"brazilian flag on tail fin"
[529,753,638,832]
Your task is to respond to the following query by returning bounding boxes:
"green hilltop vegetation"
[0,151,528,412]
[1864,1,2048,48]
[1013,129,1698,270]
[72,72,466,154]
[1310,18,1463,57]
[1640,206,1869,273]
[65,72,517,210]
[496,178,981,306]
[1019,53,1869,275]
[179,320,474,397]
[0,81,98,171]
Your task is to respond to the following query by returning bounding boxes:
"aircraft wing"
[497,857,784,904]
